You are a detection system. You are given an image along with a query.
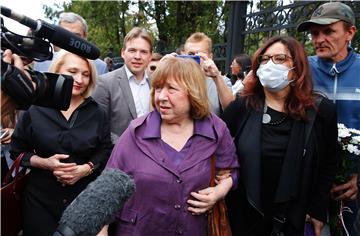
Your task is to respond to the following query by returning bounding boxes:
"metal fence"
[217,0,360,75]
[112,1,359,75]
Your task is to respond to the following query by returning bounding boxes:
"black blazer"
[221,96,339,235]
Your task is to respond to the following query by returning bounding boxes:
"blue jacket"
[309,48,360,130]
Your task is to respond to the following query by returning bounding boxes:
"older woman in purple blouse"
[102,57,239,235]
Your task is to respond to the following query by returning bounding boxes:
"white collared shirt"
[124,66,151,117]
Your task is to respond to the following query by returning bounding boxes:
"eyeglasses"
[258,54,292,65]
[150,65,157,71]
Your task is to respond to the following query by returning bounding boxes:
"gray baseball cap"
[297,2,355,32]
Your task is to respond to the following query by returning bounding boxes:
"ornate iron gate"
[218,0,360,75]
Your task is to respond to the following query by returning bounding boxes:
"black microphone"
[1,6,100,59]
[53,168,135,236]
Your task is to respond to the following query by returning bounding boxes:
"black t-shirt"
[260,106,293,232]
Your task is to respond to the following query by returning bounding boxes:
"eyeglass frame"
[257,54,293,65]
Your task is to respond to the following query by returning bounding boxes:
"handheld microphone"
[1,6,100,59]
[53,168,135,236]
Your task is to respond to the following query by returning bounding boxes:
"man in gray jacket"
[92,27,153,143]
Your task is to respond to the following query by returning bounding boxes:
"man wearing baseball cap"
[298,2,359,235]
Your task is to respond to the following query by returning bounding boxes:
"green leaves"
[43,0,228,57]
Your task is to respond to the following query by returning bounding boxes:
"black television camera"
[1,6,100,110]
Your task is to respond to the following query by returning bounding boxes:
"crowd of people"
[1,2,359,236]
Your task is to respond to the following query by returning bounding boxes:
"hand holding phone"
[175,55,201,64]
[1,129,10,139]
[1,128,14,144]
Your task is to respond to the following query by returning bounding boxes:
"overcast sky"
[2,0,65,35]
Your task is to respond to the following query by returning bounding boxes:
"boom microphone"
[1,6,100,59]
[53,168,135,236]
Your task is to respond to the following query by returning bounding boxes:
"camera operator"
[1,49,34,181]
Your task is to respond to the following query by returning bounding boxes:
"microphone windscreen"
[58,168,135,236]
[35,21,100,60]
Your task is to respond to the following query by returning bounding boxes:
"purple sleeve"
[106,127,132,171]
[213,116,240,189]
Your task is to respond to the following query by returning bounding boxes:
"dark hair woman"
[222,36,339,236]
[230,53,252,95]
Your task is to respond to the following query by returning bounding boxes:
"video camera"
[1,6,100,110]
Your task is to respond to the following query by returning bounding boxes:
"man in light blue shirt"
[34,12,108,75]
[298,2,359,235]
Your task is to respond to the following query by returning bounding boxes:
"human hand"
[42,154,75,171]
[97,225,109,236]
[197,52,221,79]
[215,169,231,183]
[242,70,254,85]
[54,163,91,185]
[305,214,324,236]
[187,187,220,215]
[1,128,14,144]
[331,174,358,200]
[2,49,33,85]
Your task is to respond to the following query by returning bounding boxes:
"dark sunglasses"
[150,65,157,71]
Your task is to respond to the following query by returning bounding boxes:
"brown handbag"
[208,155,232,236]
[1,153,28,236]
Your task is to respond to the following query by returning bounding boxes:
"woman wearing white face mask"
[222,36,339,236]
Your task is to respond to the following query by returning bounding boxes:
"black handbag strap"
[3,153,25,186]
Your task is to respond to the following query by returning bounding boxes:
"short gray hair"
[59,12,88,34]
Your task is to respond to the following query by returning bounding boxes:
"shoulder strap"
[2,153,25,185]
[210,154,216,187]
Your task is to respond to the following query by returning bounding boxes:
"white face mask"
[256,60,293,92]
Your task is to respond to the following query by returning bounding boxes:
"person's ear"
[346,25,356,43]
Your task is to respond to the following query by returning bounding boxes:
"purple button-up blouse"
[106,111,239,236]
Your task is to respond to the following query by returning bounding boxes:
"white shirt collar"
[124,65,149,83]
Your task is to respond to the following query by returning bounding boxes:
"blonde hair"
[123,27,153,53]
[150,57,210,119]
[185,32,213,54]
[48,50,97,98]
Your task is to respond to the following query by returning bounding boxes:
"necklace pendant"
[262,113,271,124]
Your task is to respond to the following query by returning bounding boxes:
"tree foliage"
[43,0,228,57]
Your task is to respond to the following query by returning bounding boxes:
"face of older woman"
[58,54,91,98]
[154,77,191,123]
